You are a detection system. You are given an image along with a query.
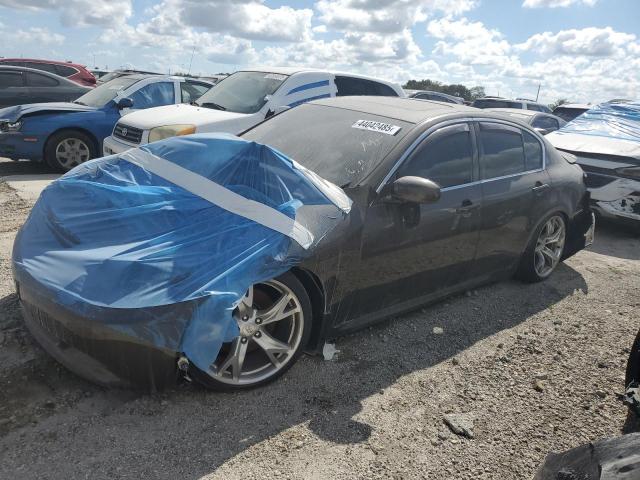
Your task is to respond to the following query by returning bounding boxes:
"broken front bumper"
[17,282,194,390]
[589,177,640,223]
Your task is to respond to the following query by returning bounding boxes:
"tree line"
[403,79,486,101]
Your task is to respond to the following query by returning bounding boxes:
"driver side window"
[128,82,175,109]
[397,123,474,188]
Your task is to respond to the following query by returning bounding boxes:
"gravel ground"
[0,158,638,480]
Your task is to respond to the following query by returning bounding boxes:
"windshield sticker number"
[264,73,287,81]
[352,120,401,136]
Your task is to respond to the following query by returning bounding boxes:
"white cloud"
[142,0,313,42]
[14,27,65,45]
[516,27,635,57]
[316,0,477,33]
[0,0,132,26]
[427,18,511,66]
[523,0,597,7]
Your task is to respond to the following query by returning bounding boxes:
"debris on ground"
[322,342,340,361]
[443,413,475,439]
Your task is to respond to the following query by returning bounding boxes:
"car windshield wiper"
[73,101,87,106]
[198,102,227,111]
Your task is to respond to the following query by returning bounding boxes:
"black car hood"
[0,102,98,122]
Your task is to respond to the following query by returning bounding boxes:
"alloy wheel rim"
[209,280,304,385]
[55,138,90,169]
[534,215,565,278]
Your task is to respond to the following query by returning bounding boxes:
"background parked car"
[408,90,465,104]
[0,66,90,108]
[552,103,591,122]
[547,101,640,227]
[103,67,405,155]
[0,74,213,171]
[90,69,111,80]
[486,108,567,135]
[97,69,160,85]
[0,58,96,87]
[472,96,552,113]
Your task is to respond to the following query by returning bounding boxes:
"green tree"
[402,79,485,102]
[549,98,568,110]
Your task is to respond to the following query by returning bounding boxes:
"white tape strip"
[121,149,314,249]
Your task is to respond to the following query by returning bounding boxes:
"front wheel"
[190,272,312,391]
[516,214,567,283]
[45,130,97,172]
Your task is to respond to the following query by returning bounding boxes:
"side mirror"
[265,104,290,119]
[116,97,134,110]
[380,176,441,204]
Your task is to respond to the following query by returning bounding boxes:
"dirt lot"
[0,158,638,480]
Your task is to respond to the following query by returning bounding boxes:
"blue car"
[0,74,213,170]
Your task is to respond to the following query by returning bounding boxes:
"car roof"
[486,108,537,117]
[240,67,399,86]
[554,103,591,109]
[0,58,86,67]
[310,96,477,124]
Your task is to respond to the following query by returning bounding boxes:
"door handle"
[532,182,550,195]
[455,199,479,217]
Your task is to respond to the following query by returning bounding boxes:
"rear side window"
[56,65,78,77]
[335,76,398,97]
[473,99,522,109]
[129,82,175,109]
[397,123,474,188]
[26,72,59,87]
[181,81,210,103]
[532,115,559,131]
[0,61,25,67]
[478,122,526,179]
[0,72,24,88]
[24,62,58,74]
[523,131,543,170]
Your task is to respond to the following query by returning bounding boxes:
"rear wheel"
[517,214,566,282]
[191,272,312,391]
[45,130,97,172]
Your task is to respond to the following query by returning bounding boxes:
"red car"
[0,58,96,87]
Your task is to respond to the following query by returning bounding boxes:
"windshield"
[195,71,287,114]
[242,103,412,186]
[75,76,140,107]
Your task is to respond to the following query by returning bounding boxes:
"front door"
[348,122,482,320]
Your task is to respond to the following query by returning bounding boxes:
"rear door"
[472,121,552,276]
[352,122,482,318]
[24,71,62,103]
[0,70,27,107]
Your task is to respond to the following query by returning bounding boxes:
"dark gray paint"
[0,66,89,108]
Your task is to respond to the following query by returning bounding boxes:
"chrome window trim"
[376,116,546,193]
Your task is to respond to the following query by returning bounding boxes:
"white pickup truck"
[102,67,405,155]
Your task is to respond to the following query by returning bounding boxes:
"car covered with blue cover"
[547,101,640,225]
[0,74,212,171]
[13,97,594,391]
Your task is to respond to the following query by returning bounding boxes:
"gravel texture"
[0,159,638,479]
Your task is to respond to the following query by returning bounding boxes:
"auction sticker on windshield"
[352,120,401,135]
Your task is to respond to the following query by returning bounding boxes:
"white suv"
[102,67,404,155]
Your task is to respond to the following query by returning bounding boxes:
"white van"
[102,67,405,155]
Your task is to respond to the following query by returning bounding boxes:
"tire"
[44,130,97,172]
[190,271,313,391]
[516,213,567,283]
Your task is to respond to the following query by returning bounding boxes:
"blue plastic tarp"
[12,133,351,373]
[560,101,640,142]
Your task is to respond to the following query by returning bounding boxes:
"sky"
[0,0,638,104]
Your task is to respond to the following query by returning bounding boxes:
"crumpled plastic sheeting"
[12,133,351,373]
[560,101,640,142]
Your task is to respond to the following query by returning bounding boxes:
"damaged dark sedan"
[13,97,594,391]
